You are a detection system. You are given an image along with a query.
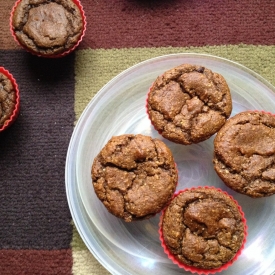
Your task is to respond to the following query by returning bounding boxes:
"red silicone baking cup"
[159,186,248,275]
[0,67,20,132]
[10,0,86,58]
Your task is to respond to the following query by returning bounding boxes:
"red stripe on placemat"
[0,249,72,275]
[2,0,275,50]
[79,0,275,49]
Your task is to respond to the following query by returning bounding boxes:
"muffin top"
[92,134,178,222]
[0,72,17,127]
[12,0,84,56]
[161,187,245,270]
[147,64,232,145]
[214,111,275,197]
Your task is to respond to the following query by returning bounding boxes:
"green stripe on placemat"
[75,44,275,120]
[72,44,275,274]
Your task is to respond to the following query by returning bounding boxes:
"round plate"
[66,53,275,275]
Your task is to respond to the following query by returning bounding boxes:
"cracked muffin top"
[214,111,275,198]
[91,134,178,222]
[147,64,232,145]
[161,187,246,270]
[11,0,84,57]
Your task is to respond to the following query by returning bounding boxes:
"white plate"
[66,53,275,275]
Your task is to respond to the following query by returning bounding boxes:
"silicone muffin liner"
[10,0,86,58]
[0,67,20,132]
[159,186,248,275]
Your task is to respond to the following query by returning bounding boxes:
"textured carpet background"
[0,0,275,274]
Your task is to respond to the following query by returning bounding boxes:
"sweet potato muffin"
[11,0,85,57]
[147,64,232,145]
[214,111,275,198]
[91,134,178,222]
[0,68,20,132]
[160,187,246,271]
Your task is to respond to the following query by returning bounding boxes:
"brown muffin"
[147,64,232,145]
[0,68,20,132]
[91,134,178,222]
[214,111,275,198]
[11,0,85,57]
[160,187,246,271]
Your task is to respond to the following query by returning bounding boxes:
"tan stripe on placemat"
[73,44,275,274]
[71,223,110,275]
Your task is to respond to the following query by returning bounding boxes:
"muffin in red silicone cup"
[146,64,232,145]
[214,110,275,198]
[159,186,247,274]
[10,0,86,58]
[0,67,20,132]
[91,134,178,222]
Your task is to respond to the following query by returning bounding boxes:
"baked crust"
[147,64,232,145]
[91,134,178,222]
[162,188,245,269]
[214,111,275,197]
[12,0,83,56]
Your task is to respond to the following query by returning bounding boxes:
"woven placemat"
[1,0,275,274]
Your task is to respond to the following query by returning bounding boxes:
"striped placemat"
[1,0,275,274]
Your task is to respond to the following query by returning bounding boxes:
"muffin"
[147,64,232,145]
[160,187,246,273]
[91,134,178,222]
[10,0,86,58]
[214,111,275,198]
[0,67,20,132]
